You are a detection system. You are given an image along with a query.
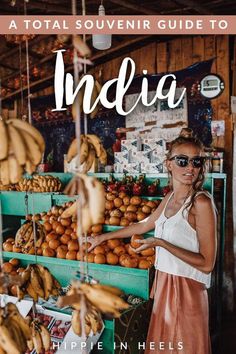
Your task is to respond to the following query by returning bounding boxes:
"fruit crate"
[3,252,154,300]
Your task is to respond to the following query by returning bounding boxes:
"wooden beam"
[0,63,18,71]
[2,35,155,101]
[0,35,53,63]
[109,0,158,15]
[173,0,213,14]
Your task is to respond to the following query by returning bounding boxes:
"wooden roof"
[0,0,236,16]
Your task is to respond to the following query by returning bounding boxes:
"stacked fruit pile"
[0,261,61,301]
[104,191,160,226]
[5,199,155,268]
[104,175,171,197]
[16,175,62,193]
[3,221,46,254]
[15,264,61,302]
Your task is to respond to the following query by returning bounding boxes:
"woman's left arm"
[135,195,217,274]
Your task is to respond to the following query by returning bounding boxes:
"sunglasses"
[169,155,205,168]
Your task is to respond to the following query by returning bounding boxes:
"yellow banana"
[36,265,53,300]
[30,268,44,299]
[71,310,81,336]
[73,35,91,57]
[0,160,10,186]
[67,138,78,163]
[92,284,123,296]
[7,319,27,353]
[80,283,129,318]
[86,134,102,157]
[25,159,36,175]
[26,339,34,351]
[32,327,43,354]
[16,285,25,300]
[80,136,89,164]
[82,203,93,234]
[8,119,45,153]
[0,325,20,354]
[8,124,26,166]
[6,304,31,341]
[77,174,105,225]
[8,155,22,184]
[82,147,96,173]
[0,119,8,160]
[99,146,107,165]
[61,201,77,218]
[26,281,38,302]
[20,130,42,166]
[39,324,51,351]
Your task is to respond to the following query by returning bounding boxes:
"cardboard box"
[130,151,151,164]
[114,151,130,164]
[123,163,140,174]
[121,139,141,152]
[140,162,164,173]
[142,138,166,153]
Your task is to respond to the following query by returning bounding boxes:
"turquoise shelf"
[3,251,152,300]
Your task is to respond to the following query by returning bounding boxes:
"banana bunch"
[16,175,62,192]
[0,302,32,354]
[27,319,51,354]
[15,221,46,254]
[16,264,62,302]
[67,134,107,173]
[0,118,45,186]
[72,306,103,337]
[57,281,129,320]
[72,79,101,120]
[0,183,15,191]
[62,173,105,233]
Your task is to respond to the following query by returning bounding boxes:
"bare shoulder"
[194,192,215,214]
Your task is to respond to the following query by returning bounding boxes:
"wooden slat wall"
[99,35,231,151]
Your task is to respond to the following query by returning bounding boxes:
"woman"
[86,134,217,354]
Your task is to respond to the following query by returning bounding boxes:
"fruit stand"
[0,172,226,352]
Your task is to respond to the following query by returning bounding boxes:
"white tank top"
[154,191,211,288]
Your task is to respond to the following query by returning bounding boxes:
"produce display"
[16,175,62,193]
[15,264,62,301]
[0,118,45,185]
[9,221,46,254]
[27,319,51,354]
[103,175,160,196]
[67,134,107,172]
[4,202,155,268]
[104,191,160,226]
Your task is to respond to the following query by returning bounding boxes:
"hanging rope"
[24,0,32,124]
[19,42,24,118]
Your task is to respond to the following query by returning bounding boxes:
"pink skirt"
[145,271,211,354]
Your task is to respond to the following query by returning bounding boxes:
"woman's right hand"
[82,234,106,252]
